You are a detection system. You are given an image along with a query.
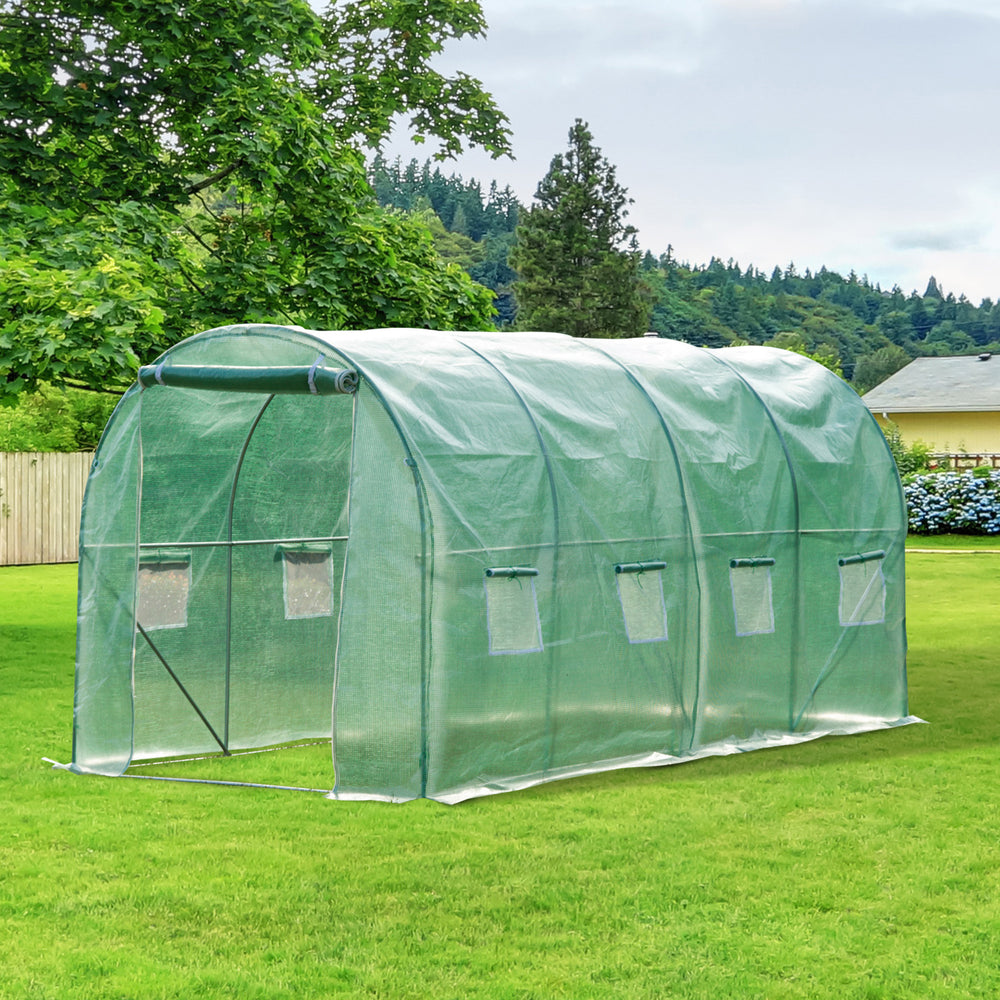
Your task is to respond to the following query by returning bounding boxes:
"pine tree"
[510,119,650,338]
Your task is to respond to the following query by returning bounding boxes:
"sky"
[386,0,1000,303]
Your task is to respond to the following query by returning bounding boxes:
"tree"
[469,233,519,327]
[510,119,650,338]
[0,0,511,396]
[877,310,916,348]
[412,204,486,269]
[0,383,118,451]
[922,321,976,356]
[852,344,911,395]
[762,332,843,377]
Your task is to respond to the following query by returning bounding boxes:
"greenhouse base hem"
[330,715,927,805]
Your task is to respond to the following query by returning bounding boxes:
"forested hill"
[641,256,1000,389]
[371,155,521,326]
[371,156,1000,392]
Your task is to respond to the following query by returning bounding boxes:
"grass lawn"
[907,532,1000,550]
[1,554,999,999]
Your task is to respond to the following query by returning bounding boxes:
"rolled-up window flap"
[838,550,886,567]
[729,557,776,569]
[614,560,667,574]
[484,566,539,579]
[137,364,359,395]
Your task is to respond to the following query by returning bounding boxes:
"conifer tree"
[510,119,650,337]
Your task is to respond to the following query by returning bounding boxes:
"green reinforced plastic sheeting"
[72,325,918,802]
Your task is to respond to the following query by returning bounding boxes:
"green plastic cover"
[73,325,917,802]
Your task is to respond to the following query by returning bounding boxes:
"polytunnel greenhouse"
[71,325,918,803]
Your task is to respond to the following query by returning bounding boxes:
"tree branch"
[173,259,208,297]
[57,376,128,395]
[185,161,243,196]
[181,221,218,259]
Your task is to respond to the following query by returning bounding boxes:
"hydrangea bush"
[903,470,1000,535]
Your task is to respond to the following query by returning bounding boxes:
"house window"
[729,557,775,636]
[278,545,334,620]
[484,567,543,655]
[838,551,886,627]
[137,550,191,630]
[614,561,668,644]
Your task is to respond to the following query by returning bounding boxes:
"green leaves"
[0,0,509,213]
[319,0,510,158]
[0,0,507,394]
[0,383,119,451]
[0,198,187,396]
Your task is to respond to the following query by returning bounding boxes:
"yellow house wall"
[873,411,1000,454]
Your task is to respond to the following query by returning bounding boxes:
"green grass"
[907,532,1000,550]
[2,556,999,999]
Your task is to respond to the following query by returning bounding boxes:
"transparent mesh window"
[839,552,886,627]
[137,556,191,630]
[282,549,334,620]
[484,569,543,655]
[729,559,775,636]
[615,562,668,643]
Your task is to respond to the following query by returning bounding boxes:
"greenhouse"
[72,325,917,803]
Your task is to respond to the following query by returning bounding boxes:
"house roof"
[862,354,1000,413]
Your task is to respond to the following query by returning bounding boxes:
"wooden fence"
[0,452,93,566]
[930,453,1000,470]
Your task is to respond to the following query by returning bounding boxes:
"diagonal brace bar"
[136,621,230,756]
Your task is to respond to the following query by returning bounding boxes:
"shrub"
[904,470,1000,534]
[0,384,118,452]
[881,422,932,476]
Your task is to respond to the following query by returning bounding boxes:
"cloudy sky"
[387,0,1000,303]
